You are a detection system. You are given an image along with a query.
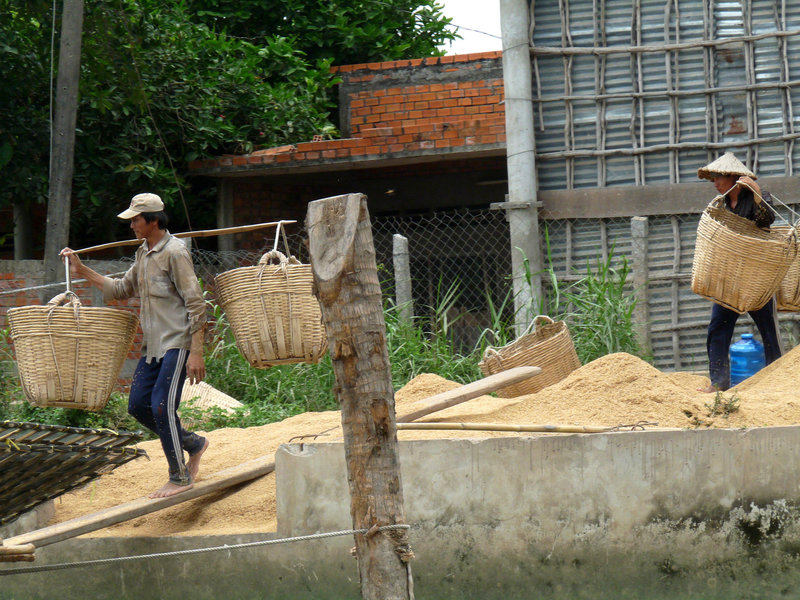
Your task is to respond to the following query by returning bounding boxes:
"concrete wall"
[5,429,800,599]
[275,428,800,598]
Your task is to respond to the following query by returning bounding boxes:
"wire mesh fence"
[16,204,791,373]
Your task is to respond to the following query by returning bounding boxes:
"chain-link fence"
[187,210,512,354]
[182,204,800,370]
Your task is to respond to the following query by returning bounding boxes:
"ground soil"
[49,346,800,537]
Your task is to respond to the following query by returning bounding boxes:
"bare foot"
[187,437,209,482]
[148,481,193,499]
[697,385,719,393]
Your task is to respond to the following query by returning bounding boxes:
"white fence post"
[392,234,413,323]
[631,216,652,357]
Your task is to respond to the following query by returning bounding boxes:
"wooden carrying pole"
[398,422,620,434]
[72,220,296,254]
[307,193,413,600]
[397,366,541,423]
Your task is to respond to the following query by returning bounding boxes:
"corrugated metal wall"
[530,0,800,370]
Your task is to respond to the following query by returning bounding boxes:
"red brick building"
[187,51,508,252]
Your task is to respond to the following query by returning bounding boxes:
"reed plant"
[485,233,647,366]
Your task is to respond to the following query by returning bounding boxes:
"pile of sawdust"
[48,347,800,538]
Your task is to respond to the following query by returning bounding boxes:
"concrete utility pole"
[496,0,542,334]
[307,193,414,600]
[42,0,84,296]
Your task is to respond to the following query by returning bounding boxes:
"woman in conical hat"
[696,152,784,393]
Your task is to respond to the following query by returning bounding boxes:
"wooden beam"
[4,454,275,549]
[73,220,296,255]
[397,366,542,423]
[538,176,800,220]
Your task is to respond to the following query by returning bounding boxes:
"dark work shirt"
[724,187,775,228]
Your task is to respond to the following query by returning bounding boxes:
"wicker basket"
[7,292,139,411]
[214,250,328,368]
[181,380,243,413]
[691,197,798,314]
[772,224,800,311]
[478,315,581,398]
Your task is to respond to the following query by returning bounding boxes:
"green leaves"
[2,0,455,247]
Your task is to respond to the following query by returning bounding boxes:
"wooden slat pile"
[0,421,147,528]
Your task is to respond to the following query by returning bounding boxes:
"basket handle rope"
[482,315,556,366]
[45,282,83,403]
[256,250,303,363]
[713,181,797,226]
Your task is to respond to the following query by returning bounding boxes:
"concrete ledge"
[5,429,800,599]
[277,428,800,539]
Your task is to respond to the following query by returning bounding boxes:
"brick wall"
[338,52,505,144]
[188,51,508,239]
[188,51,505,173]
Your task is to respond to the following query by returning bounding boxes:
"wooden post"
[392,234,413,323]
[42,0,84,299]
[307,193,414,600]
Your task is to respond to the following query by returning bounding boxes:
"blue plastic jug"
[729,333,765,386]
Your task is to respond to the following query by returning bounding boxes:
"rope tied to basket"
[45,291,82,403]
[256,249,303,363]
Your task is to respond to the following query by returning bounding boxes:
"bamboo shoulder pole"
[73,220,296,255]
[307,193,413,600]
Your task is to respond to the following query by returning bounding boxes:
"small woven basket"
[691,197,798,314]
[479,315,581,398]
[7,292,139,411]
[214,250,328,368]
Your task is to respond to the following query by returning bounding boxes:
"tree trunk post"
[43,0,84,299]
[306,193,414,600]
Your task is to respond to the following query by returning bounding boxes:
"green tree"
[0,0,455,251]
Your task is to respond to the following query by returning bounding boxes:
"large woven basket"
[773,224,800,311]
[691,197,798,314]
[479,315,581,398]
[214,250,328,368]
[7,292,139,411]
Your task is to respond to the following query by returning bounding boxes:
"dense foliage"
[0,0,455,248]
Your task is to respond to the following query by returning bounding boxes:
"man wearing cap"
[696,153,784,392]
[60,193,210,498]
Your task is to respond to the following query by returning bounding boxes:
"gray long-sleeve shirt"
[102,232,206,362]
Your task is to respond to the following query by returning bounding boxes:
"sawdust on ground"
[49,345,800,538]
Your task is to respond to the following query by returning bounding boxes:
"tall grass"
[492,232,647,365]
[558,252,645,364]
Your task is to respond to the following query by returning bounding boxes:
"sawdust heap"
[48,348,800,538]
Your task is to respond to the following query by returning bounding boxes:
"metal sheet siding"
[530,1,800,369]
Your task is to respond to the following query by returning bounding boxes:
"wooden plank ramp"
[397,365,541,423]
[5,365,541,552]
[5,454,275,550]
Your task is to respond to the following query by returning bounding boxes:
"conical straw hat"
[697,152,756,180]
